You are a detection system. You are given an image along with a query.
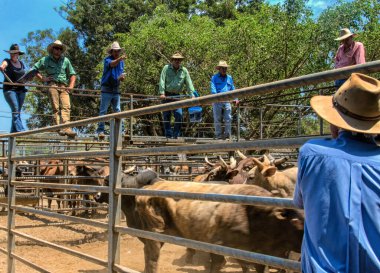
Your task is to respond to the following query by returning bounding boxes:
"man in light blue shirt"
[294,73,380,273]
[210,61,238,140]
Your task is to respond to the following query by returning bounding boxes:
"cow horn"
[272,157,288,166]
[205,156,215,167]
[218,156,228,169]
[123,165,136,174]
[236,150,247,159]
[262,154,272,165]
[250,157,264,171]
[229,156,237,169]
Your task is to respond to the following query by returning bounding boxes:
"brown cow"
[193,156,237,182]
[96,170,303,273]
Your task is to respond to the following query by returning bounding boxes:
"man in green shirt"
[34,40,77,137]
[159,52,195,138]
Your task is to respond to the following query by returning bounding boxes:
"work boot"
[64,128,77,138]
[98,132,105,140]
[57,130,66,136]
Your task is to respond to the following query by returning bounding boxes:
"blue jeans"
[3,90,26,133]
[213,102,232,138]
[97,92,122,133]
[335,79,347,90]
[163,107,183,138]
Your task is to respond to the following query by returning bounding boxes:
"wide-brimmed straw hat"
[47,40,67,54]
[171,52,184,60]
[108,41,124,54]
[4,44,25,55]
[335,28,357,41]
[216,60,229,69]
[311,73,380,134]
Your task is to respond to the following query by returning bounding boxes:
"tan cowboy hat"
[216,60,229,69]
[47,40,67,54]
[107,41,124,54]
[171,52,184,60]
[4,44,25,55]
[335,28,357,41]
[311,73,380,134]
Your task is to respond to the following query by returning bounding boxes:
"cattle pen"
[0,61,380,273]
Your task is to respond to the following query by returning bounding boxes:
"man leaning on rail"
[293,73,380,272]
[33,40,77,138]
[159,52,195,139]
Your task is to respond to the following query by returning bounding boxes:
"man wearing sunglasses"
[33,40,77,138]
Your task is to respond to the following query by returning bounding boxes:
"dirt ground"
[0,210,256,273]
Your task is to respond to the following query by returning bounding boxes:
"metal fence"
[0,61,379,273]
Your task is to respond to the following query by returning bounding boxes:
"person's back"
[294,132,380,272]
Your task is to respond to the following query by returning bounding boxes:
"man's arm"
[210,75,217,94]
[185,69,195,97]
[293,155,305,209]
[109,55,126,68]
[33,57,52,82]
[355,43,366,65]
[68,75,76,90]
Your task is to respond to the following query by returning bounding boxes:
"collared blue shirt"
[210,73,235,94]
[294,131,380,273]
[100,56,124,93]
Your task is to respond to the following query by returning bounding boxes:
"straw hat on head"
[4,44,25,55]
[310,73,380,134]
[171,52,184,60]
[47,40,67,54]
[216,60,229,70]
[335,28,357,41]
[108,41,124,54]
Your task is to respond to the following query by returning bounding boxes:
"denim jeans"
[213,102,232,138]
[3,90,26,133]
[335,79,347,90]
[97,92,122,133]
[163,106,183,138]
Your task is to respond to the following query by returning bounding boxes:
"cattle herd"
[0,150,302,273]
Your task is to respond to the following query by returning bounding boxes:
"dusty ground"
[0,210,253,273]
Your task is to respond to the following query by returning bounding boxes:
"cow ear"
[226,169,239,178]
[262,166,277,177]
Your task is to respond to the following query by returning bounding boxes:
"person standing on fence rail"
[159,52,195,139]
[96,41,126,140]
[0,44,27,133]
[210,60,238,140]
[33,40,77,138]
[294,73,380,273]
[334,28,366,89]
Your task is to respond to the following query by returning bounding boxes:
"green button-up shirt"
[33,55,76,86]
[159,64,195,96]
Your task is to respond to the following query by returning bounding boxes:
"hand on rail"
[160,94,166,99]
[118,73,126,81]
[234,99,239,106]
[41,76,53,82]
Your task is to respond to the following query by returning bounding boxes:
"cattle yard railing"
[0,61,379,273]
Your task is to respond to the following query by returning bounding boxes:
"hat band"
[332,97,380,121]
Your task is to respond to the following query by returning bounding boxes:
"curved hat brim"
[335,33,357,41]
[47,43,67,54]
[4,50,25,55]
[311,95,380,134]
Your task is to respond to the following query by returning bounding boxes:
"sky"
[0,0,333,134]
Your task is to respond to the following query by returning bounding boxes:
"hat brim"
[47,43,67,54]
[4,50,25,55]
[335,33,357,41]
[108,48,125,54]
[216,65,229,69]
[311,95,380,134]
[171,57,184,60]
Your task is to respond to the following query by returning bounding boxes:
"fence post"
[130,95,134,140]
[108,118,122,272]
[236,104,241,142]
[297,107,302,136]
[259,108,263,139]
[319,89,324,135]
[7,137,16,273]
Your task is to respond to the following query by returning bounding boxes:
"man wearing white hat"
[294,73,380,272]
[334,28,366,88]
[210,60,238,140]
[96,41,126,139]
[33,40,77,137]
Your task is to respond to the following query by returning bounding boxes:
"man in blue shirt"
[294,73,380,273]
[96,42,126,139]
[210,61,238,140]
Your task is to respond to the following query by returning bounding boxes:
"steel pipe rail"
[11,181,109,193]
[12,229,108,268]
[1,61,379,138]
[113,264,141,273]
[0,246,7,255]
[9,252,51,273]
[16,175,107,180]
[11,150,109,161]
[11,205,108,229]
[115,225,301,272]
[117,136,322,156]
[116,188,296,208]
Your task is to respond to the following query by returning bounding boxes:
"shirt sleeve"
[66,58,76,76]
[159,65,168,95]
[293,155,305,209]
[210,75,217,94]
[354,43,366,65]
[33,57,45,71]
[184,68,195,96]
[229,76,235,91]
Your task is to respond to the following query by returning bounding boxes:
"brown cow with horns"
[96,169,303,273]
